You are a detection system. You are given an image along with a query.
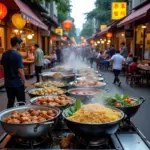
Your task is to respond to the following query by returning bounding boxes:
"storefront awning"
[118,3,150,27]
[86,36,94,41]
[97,26,111,36]
[14,0,48,30]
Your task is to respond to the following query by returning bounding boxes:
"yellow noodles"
[68,104,121,124]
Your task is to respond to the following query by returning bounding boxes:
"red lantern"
[62,20,73,32]
[0,3,7,21]
[106,32,112,38]
[51,36,56,41]
[90,40,94,44]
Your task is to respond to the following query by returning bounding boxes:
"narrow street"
[0,0,150,149]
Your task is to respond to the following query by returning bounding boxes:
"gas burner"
[77,137,108,147]
[16,136,47,147]
[14,134,53,149]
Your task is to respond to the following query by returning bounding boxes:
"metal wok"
[33,82,69,90]
[76,73,102,77]
[115,97,145,118]
[40,72,75,83]
[28,88,66,98]
[76,77,104,81]
[69,81,106,90]
[62,106,124,139]
[67,88,102,104]
[0,105,61,139]
[30,96,76,110]
[50,68,74,73]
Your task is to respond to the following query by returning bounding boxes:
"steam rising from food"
[67,104,121,123]
[62,48,90,70]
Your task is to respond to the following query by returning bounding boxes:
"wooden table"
[137,65,150,84]
[137,66,150,71]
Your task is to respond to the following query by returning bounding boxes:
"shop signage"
[100,25,107,30]
[55,28,63,36]
[125,30,133,38]
[112,2,127,20]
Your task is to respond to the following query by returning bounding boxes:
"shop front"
[117,2,150,61]
[93,26,113,51]
[0,0,48,77]
[135,21,150,61]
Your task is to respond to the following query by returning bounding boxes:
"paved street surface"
[0,69,150,141]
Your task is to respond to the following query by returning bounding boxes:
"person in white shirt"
[110,50,125,86]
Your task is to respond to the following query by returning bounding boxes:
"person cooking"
[1,36,27,108]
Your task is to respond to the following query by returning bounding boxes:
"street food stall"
[0,64,149,149]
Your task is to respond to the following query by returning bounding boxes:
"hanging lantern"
[62,20,73,32]
[90,40,94,44]
[80,36,84,41]
[27,34,33,40]
[12,13,26,29]
[0,3,8,21]
[106,32,113,38]
[51,36,56,41]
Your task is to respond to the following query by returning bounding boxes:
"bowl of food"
[34,81,68,89]
[40,72,75,83]
[51,66,74,73]
[0,105,60,138]
[69,80,106,89]
[76,72,101,78]
[28,87,65,98]
[67,88,101,104]
[76,76,104,81]
[105,94,145,118]
[62,102,124,139]
[30,95,76,109]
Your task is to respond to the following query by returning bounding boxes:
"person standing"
[109,45,117,57]
[34,44,44,83]
[56,46,61,63]
[89,49,95,68]
[121,42,128,58]
[1,37,26,108]
[110,50,125,86]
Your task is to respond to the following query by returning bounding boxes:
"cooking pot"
[0,105,61,139]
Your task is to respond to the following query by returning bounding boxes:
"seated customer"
[99,52,109,65]
[126,53,133,65]
[128,56,138,73]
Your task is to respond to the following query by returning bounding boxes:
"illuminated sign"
[112,2,127,20]
[55,28,63,36]
[100,25,107,30]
